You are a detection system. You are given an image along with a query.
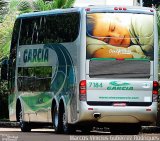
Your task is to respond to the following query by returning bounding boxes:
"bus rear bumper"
[78,102,157,125]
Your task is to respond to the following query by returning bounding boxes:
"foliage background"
[0,0,159,120]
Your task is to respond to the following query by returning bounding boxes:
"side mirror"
[1,58,8,80]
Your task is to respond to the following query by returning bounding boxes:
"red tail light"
[114,7,127,11]
[150,9,154,12]
[79,80,86,101]
[113,102,126,107]
[123,7,127,10]
[152,81,159,102]
[153,81,159,94]
[114,7,118,10]
[85,8,90,11]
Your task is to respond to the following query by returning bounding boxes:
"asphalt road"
[0,128,160,141]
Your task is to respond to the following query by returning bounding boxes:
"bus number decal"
[88,82,103,88]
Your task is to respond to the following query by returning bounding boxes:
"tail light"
[79,80,86,101]
[152,81,159,102]
[114,7,127,11]
[113,102,126,107]
[150,9,154,12]
[85,8,90,11]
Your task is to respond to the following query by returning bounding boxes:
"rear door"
[86,59,153,106]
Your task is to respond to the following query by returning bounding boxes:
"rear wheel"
[62,108,75,134]
[19,107,31,132]
[53,104,75,134]
[53,105,63,133]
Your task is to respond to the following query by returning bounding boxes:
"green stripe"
[125,58,149,61]
[90,58,116,61]
[90,58,150,61]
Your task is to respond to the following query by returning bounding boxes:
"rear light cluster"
[85,8,90,11]
[152,81,159,102]
[113,102,126,107]
[114,7,127,11]
[150,9,154,12]
[79,80,87,101]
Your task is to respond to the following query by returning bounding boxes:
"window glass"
[17,66,52,91]
[19,12,80,45]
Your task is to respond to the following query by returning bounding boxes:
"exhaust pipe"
[93,113,101,119]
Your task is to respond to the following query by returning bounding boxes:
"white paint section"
[17,44,58,67]
[144,97,151,102]
[74,0,138,7]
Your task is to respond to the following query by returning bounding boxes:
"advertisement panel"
[86,13,154,60]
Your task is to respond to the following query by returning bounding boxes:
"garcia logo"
[23,48,48,63]
[107,81,133,90]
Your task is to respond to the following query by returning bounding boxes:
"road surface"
[0,128,160,141]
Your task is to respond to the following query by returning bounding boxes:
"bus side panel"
[60,42,79,123]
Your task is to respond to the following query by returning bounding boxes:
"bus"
[1,5,159,134]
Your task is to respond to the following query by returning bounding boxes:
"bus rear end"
[79,6,159,134]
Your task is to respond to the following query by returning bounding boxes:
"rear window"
[89,59,150,78]
[86,13,154,60]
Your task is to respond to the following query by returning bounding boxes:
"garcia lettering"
[23,48,48,63]
[107,86,133,90]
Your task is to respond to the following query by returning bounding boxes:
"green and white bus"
[1,6,159,134]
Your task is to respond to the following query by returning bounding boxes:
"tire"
[19,107,31,132]
[53,105,63,133]
[62,109,75,134]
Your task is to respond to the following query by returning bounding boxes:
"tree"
[0,0,7,10]
[142,0,160,8]
[0,0,76,60]
[0,0,8,22]
[0,0,19,60]
[17,0,76,13]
